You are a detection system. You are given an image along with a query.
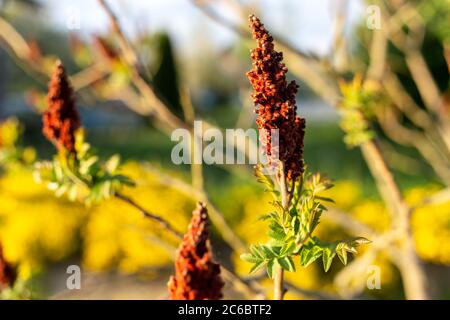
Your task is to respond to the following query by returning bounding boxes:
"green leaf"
[300,244,323,267]
[240,253,259,263]
[352,237,372,245]
[258,213,272,221]
[267,259,275,279]
[254,164,275,193]
[278,256,295,272]
[79,156,98,175]
[268,222,286,241]
[291,216,300,234]
[268,229,286,241]
[315,196,335,203]
[289,207,298,217]
[336,247,348,265]
[280,241,296,256]
[270,245,282,257]
[250,245,264,259]
[250,260,266,274]
[322,247,336,272]
[105,154,120,172]
[271,201,286,216]
[55,184,67,197]
[261,245,276,259]
[268,238,285,247]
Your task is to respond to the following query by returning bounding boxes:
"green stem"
[274,161,289,300]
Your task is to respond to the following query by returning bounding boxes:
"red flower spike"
[42,61,80,154]
[246,15,306,181]
[168,202,224,300]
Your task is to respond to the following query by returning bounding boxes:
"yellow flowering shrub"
[0,117,36,166]
[0,166,87,279]
[321,180,361,210]
[82,162,195,273]
[0,161,196,279]
[350,201,390,233]
[1,148,449,296]
[408,186,450,265]
[0,118,21,148]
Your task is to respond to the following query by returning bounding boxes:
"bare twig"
[189,0,341,107]
[376,106,450,185]
[190,0,318,61]
[96,0,250,255]
[284,281,341,300]
[325,208,378,239]
[115,192,184,239]
[360,140,430,299]
[414,187,450,209]
[142,163,247,252]
[0,16,111,93]
[405,51,442,114]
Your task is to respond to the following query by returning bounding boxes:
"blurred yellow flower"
[82,162,195,273]
[408,186,450,265]
[0,166,87,277]
[0,118,21,148]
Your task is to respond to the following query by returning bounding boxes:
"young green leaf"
[250,244,265,260]
[280,241,296,257]
[267,259,275,279]
[240,253,259,263]
[336,247,348,265]
[322,247,336,272]
[250,260,266,274]
[278,256,295,272]
[261,245,277,259]
[268,221,286,241]
[300,243,323,267]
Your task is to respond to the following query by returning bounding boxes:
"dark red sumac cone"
[168,202,224,300]
[42,61,80,154]
[0,243,16,291]
[246,15,305,181]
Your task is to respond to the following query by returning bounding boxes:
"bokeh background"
[0,0,449,299]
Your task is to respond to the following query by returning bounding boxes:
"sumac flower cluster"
[168,202,224,300]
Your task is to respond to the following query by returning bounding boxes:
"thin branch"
[376,106,450,185]
[360,139,430,299]
[325,208,378,239]
[115,192,184,239]
[405,51,442,114]
[142,163,247,252]
[284,281,341,300]
[413,187,450,209]
[190,0,318,61]
[96,0,251,256]
[0,16,110,94]
[70,63,110,91]
[189,0,341,107]
[96,0,139,67]
[382,71,450,163]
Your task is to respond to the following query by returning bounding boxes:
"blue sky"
[40,0,364,55]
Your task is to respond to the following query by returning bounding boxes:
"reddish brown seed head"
[168,202,224,300]
[247,15,305,181]
[42,61,80,154]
